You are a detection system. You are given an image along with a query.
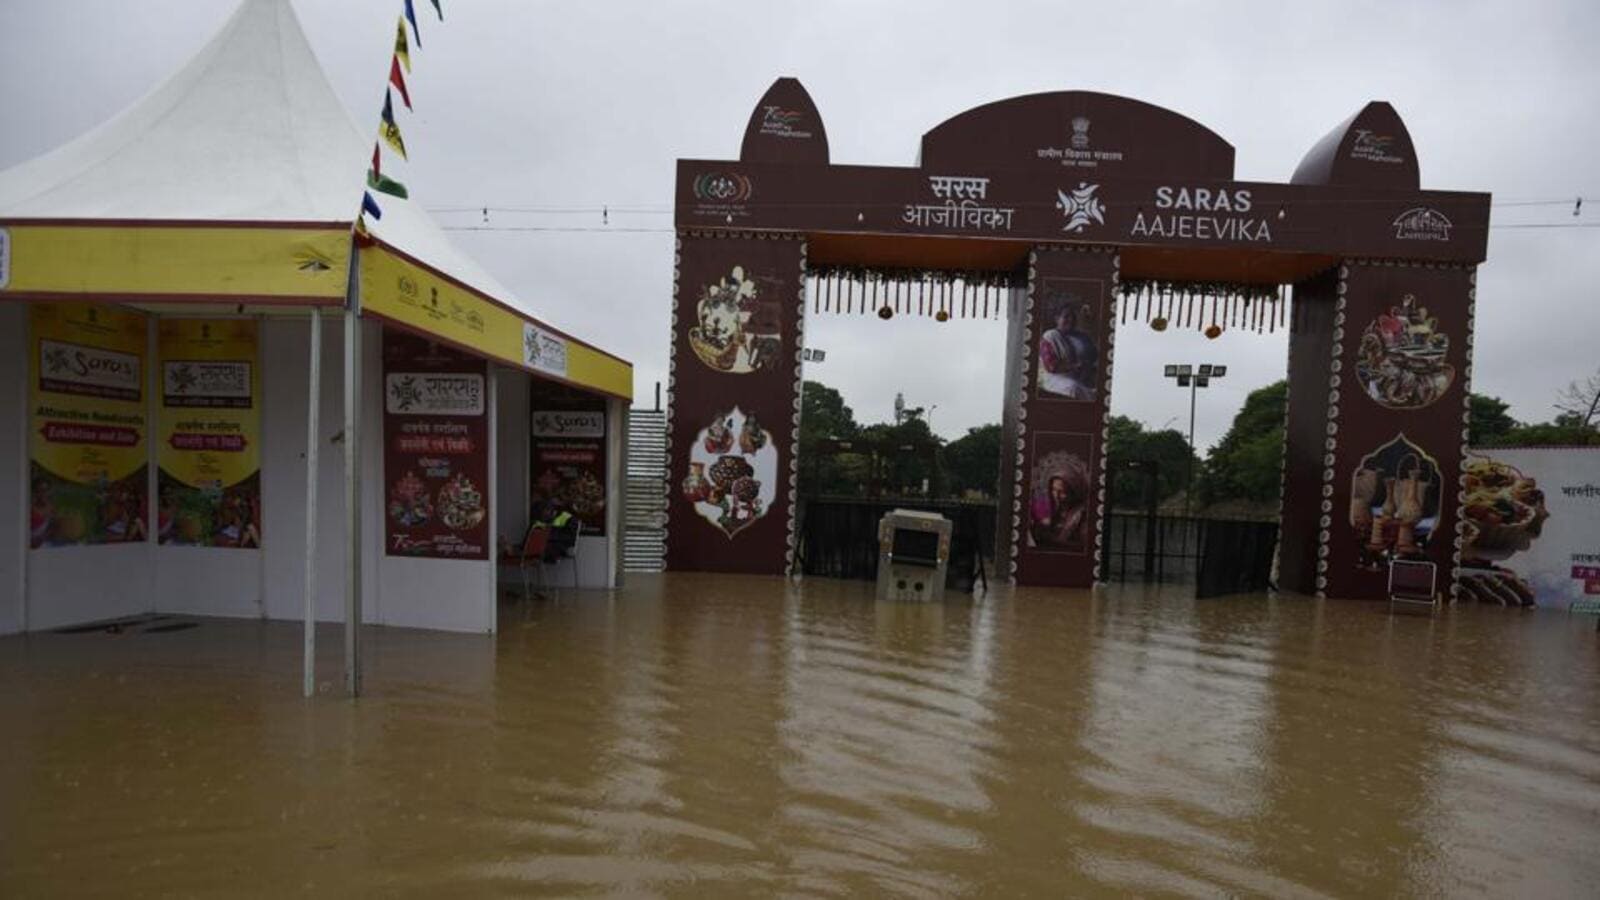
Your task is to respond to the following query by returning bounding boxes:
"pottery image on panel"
[1350,433,1442,571]
[1355,293,1455,409]
[688,266,783,375]
[681,406,778,538]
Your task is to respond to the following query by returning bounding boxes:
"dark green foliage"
[942,424,1001,497]
[1196,381,1287,506]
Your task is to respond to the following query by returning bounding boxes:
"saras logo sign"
[39,339,142,402]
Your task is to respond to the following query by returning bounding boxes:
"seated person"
[529,494,579,562]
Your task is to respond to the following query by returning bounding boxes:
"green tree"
[942,424,1001,497]
[859,412,944,497]
[1196,381,1287,506]
[1490,416,1600,447]
[1468,393,1518,445]
[1106,415,1195,506]
[798,381,861,496]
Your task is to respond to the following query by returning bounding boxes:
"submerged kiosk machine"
[877,509,953,602]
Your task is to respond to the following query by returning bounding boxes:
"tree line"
[798,367,1600,508]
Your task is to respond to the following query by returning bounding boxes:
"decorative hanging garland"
[1116,278,1285,335]
[804,265,1021,321]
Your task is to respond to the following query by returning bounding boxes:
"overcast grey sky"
[3,0,1596,449]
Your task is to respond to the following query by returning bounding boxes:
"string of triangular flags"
[358,0,444,235]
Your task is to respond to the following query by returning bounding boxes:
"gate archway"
[666,79,1488,600]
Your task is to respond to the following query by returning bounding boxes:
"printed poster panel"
[156,319,260,548]
[679,406,776,539]
[530,387,608,536]
[1034,277,1103,402]
[382,330,490,560]
[1024,431,1094,554]
[1459,448,1600,609]
[665,233,802,575]
[29,303,149,548]
[1348,432,1442,571]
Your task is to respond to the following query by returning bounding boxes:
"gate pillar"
[1279,261,1476,599]
[665,231,806,575]
[1000,246,1119,587]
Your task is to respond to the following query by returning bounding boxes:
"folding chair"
[1389,559,1438,615]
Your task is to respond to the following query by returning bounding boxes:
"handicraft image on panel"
[689,265,784,374]
[1348,433,1442,570]
[1355,293,1455,409]
[680,406,778,538]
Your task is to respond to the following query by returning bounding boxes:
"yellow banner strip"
[360,241,632,401]
[0,222,349,301]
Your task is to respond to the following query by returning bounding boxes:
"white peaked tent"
[0,0,632,695]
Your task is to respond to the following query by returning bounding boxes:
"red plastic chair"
[515,525,550,601]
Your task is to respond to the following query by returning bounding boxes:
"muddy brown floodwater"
[3,574,1599,896]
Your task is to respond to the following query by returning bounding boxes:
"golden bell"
[1151,316,1168,332]
[1205,323,1223,339]
[935,309,950,322]
[877,305,894,320]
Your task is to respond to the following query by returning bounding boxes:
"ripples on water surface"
[3,574,1599,896]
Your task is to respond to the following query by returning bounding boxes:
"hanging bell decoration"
[1205,323,1222,339]
[1151,316,1169,332]
[877,304,894,320]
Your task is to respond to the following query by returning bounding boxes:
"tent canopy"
[0,0,629,399]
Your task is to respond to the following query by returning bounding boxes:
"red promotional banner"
[382,329,491,560]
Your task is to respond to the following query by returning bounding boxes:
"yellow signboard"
[0,224,348,301]
[29,303,150,548]
[156,319,262,548]
[360,243,631,400]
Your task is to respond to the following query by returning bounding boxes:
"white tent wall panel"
[13,303,155,631]
[26,543,152,631]
[604,396,625,589]
[364,319,494,634]
[2,304,27,634]
[260,315,347,624]
[260,317,494,633]
[153,545,262,619]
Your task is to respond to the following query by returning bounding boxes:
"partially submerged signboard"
[382,330,490,560]
[29,304,149,548]
[1459,447,1600,609]
[156,319,261,548]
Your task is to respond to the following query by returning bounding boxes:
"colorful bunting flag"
[379,90,407,159]
[367,168,410,199]
[393,16,410,73]
[362,192,383,220]
[389,56,412,109]
[430,0,443,20]
[371,143,381,179]
[404,0,422,47]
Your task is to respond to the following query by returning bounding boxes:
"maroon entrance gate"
[666,79,1488,600]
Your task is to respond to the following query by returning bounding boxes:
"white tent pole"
[343,245,363,698]
[302,308,321,698]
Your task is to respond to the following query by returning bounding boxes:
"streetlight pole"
[1162,363,1227,519]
